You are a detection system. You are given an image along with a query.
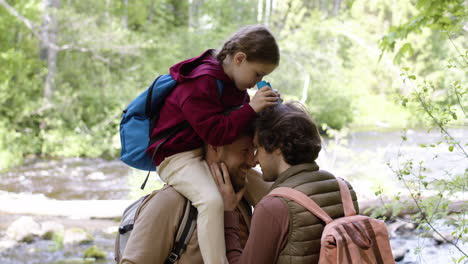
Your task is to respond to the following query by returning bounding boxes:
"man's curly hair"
[254,102,321,165]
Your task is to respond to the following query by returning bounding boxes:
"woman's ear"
[273,148,282,156]
[233,52,247,65]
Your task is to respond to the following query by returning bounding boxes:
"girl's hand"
[249,86,280,112]
[210,162,246,211]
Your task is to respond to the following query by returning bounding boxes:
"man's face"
[253,133,280,182]
[217,135,256,191]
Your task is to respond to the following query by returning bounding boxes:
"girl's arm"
[180,77,256,146]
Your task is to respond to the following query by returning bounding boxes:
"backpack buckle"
[168,253,179,263]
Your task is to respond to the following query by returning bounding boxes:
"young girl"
[146,24,280,264]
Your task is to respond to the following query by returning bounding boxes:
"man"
[119,129,268,264]
[211,102,359,264]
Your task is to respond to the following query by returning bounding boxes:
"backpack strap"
[268,187,333,224]
[164,198,198,264]
[336,178,357,216]
[216,79,224,99]
[118,194,151,235]
[146,75,163,118]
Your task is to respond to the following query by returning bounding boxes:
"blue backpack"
[119,74,224,179]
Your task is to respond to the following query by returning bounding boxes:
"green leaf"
[394,43,414,64]
[451,112,457,120]
[448,146,454,152]
[408,75,416,80]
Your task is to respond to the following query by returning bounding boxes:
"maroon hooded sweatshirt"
[147,50,257,165]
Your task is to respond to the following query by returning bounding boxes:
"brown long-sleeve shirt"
[225,196,290,264]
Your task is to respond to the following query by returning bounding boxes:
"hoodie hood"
[169,49,232,83]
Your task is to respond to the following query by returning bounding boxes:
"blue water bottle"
[256,80,271,89]
[256,81,280,103]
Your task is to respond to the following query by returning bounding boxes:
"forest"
[0,0,466,169]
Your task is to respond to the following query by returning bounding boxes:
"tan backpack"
[269,178,395,264]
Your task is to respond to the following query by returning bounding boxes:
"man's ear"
[233,52,247,65]
[207,144,222,159]
[207,144,217,153]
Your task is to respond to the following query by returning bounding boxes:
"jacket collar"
[270,162,319,190]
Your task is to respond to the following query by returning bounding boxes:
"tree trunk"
[332,0,341,16]
[148,0,155,22]
[41,0,60,105]
[195,0,202,28]
[264,0,271,26]
[301,73,310,104]
[257,0,263,23]
[105,0,110,20]
[122,0,128,29]
[319,0,328,16]
[188,0,194,29]
[188,0,202,30]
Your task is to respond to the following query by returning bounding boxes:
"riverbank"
[0,213,118,264]
[1,210,466,264]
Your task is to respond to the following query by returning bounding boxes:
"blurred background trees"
[0,0,466,169]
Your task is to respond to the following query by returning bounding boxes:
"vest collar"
[270,162,319,190]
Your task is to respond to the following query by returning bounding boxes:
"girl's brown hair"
[215,25,280,65]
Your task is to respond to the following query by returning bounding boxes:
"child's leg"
[158,149,227,264]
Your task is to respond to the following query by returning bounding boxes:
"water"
[0,158,130,200]
[318,128,467,200]
[0,129,465,201]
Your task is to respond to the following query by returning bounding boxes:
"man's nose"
[253,154,259,166]
[246,152,256,168]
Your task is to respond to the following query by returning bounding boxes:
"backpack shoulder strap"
[118,194,151,235]
[216,79,224,99]
[268,187,333,224]
[145,75,164,118]
[336,178,356,216]
[164,198,198,264]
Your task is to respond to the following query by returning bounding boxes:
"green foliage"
[308,87,354,130]
[379,0,467,59]
[83,245,106,260]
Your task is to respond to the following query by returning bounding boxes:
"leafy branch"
[388,143,467,257]
[400,70,467,158]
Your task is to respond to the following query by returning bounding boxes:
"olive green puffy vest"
[271,163,359,264]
